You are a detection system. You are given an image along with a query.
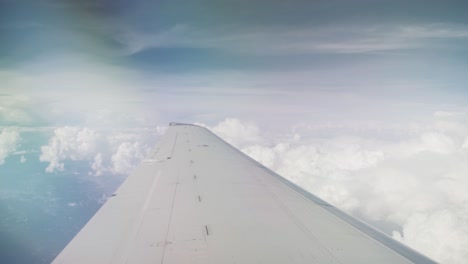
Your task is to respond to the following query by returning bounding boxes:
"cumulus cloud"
[39,127,159,175]
[419,132,457,154]
[0,128,21,164]
[393,209,468,264]
[199,118,263,147]
[39,127,100,173]
[91,153,104,176]
[209,117,468,264]
[111,142,148,175]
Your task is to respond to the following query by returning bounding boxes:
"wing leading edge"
[52,123,437,264]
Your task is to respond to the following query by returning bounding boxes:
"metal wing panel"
[52,123,437,264]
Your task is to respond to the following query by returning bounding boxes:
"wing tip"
[169,122,190,126]
[169,122,205,128]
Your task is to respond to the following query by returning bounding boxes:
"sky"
[1,0,468,263]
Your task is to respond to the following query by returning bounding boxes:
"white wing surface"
[52,123,437,264]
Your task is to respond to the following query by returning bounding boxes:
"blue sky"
[2,0,468,263]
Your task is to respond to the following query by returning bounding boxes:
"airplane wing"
[52,123,437,264]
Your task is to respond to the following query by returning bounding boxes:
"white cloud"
[420,132,457,154]
[40,127,100,173]
[105,131,157,175]
[39,127,159,175]
[200,118,263,147]
[111,142,148,175]
[90,153,104,176]
[209,117,468,264]
[20,155,26,163]
[393,209,468,264]
[433,111,468,134]
[0,128,21,164]
[12,150,28,155]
